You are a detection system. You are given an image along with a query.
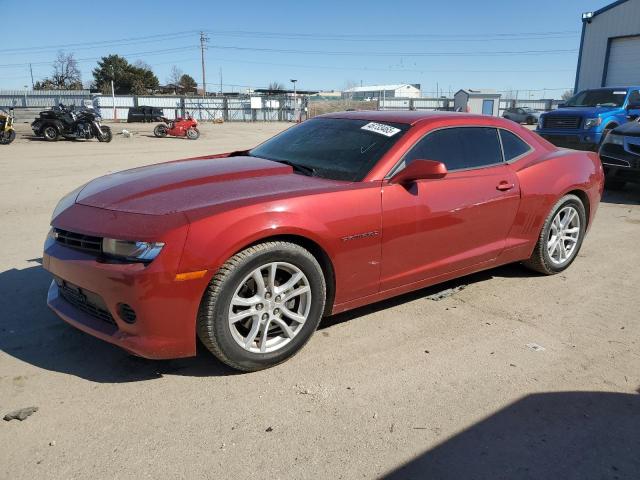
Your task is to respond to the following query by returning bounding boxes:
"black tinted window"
[250,118,409,181]
[628,90,640,105]
[499,129,531,161]
[402,127,502,171]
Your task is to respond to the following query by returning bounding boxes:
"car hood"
[76,156,344,215]
[612,120,640,137]
[550,106,619,116]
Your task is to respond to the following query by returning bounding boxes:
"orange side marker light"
[174,270,208,281]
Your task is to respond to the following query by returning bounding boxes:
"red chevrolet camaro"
[44,111,604,371]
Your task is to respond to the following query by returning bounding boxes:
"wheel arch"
[565,188,591,228]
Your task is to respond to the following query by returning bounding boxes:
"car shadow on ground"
[0,260,537,383]
[320,263,534,330]
[382,391,640,480]
[0,260,237,382]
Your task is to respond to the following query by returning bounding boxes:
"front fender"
[178,186,383,305]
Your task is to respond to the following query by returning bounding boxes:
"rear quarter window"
[499,130,532,161]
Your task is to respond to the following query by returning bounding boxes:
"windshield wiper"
[272,160,316,177]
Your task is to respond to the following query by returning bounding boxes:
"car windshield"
[249,117,409,181]
[565,89,627,107]
[523,108,536,113]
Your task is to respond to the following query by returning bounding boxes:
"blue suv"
[537,87,640,151]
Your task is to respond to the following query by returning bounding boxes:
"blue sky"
[0,0,612,96]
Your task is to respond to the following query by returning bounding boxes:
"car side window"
[499,129,531,161]
[628,90,640,105]
[399,127,503,172]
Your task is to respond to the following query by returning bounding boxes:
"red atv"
[153,114,200,140]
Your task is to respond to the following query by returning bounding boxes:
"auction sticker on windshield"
[361,122,401,137]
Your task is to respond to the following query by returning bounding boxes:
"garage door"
[604,36,640,86]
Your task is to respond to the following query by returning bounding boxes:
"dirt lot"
[1,121,639,479]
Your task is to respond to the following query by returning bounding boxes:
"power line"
[0,31,199,55]
[206,29,579,40]
[207,44,577,57]
[0,45,199,69]
[205,55,574,74]
[204,30,579,43]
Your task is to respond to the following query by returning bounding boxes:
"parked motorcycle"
[31,104,112,142]
[153,114,200,140]
[0,108,16,145]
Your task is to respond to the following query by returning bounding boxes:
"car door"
[380,126,521,290]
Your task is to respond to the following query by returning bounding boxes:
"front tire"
[0,130,16,145]
[43,126,59,142]
[523,194,586,275]
[186,127,200,140]
[526,116,535,125]
[197,242,326,372]
[97,126,112,143]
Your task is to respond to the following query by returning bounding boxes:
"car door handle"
[496,182,515,191]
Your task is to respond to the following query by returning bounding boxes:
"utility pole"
[219,67,222,95]
[29,64,34,89]
[290,79,297,122]
[111,66,116,121]
[200,31,209,98]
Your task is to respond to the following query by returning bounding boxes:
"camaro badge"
[341,231,380,242]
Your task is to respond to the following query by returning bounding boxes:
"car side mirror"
[390,159,447,185]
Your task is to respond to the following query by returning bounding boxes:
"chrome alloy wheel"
[547,206,580,265]
[228,262,312,353]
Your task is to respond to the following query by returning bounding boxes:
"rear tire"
[43,126,59,142]
[526,116,535,125]
[154,125,168,138]
[523,194,586,275]
[197,241,326,372]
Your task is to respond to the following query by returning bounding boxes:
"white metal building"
[453,89,502,116]
[574,0,640,91]
[342,84,421,100]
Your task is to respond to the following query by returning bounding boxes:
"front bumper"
[599,142,640,184]
[537,130,602,151]
[43,204,209,359]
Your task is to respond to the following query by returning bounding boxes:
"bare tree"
[268,81,285,91]
[168,66,183,86]
[134,60,153,71]
[35,51,82,90]
[561,89,574,101]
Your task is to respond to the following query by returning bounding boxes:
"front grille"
[56,278,116,326]
[543,115,582,129]
[54,228,102,254]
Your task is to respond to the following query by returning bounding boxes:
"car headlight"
[602,133,624,146]
[102,238,164,262]
[584,117,601,129]
[51,183,87,222]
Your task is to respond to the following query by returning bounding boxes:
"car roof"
[318,110,498,126]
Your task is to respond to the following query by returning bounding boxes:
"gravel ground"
[1,121,639,479]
